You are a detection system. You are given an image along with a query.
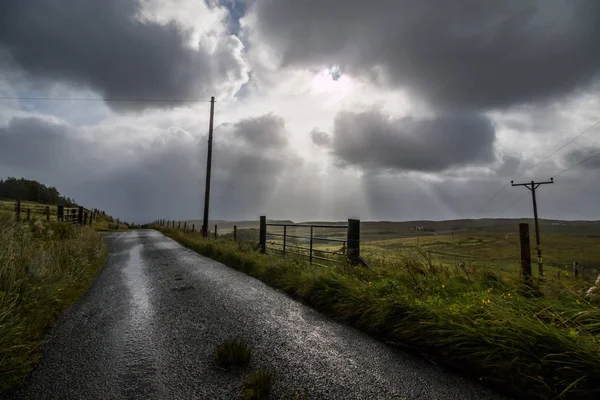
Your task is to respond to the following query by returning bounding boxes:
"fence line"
[9,199,95,226]
[152,217,366,266]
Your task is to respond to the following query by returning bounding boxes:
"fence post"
[83,212,88,226]
[192,224,195,232]
[26,208,31,221]
[283,225,287,254]
[58,205,64,221]
[519,223,532,284]
[178,221,181,229]
[214,224,218,239]
[15,199,21,221]
[233,225,237,241]
[45,206,50,221]
[184,221,187,231]
[347,219,361,265]
[77,206,84,225]
[309,226,314,264]
[259,216,266,254]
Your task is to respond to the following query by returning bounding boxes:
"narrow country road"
[7,230,507,399]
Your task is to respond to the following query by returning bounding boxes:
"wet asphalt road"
[8,230,508,400]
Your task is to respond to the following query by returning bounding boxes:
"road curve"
[7,230,508,400]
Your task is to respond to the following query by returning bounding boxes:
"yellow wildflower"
[442,284,446,289]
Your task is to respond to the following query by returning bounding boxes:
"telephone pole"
[511,178,554,277]
[201,96,216,238]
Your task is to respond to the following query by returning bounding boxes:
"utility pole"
[511,178,554,277]
[201,96,216,238]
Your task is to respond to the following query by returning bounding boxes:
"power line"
[477,117,600,216]
[512,118,600,182]
[492,194,527,218]
[0,96,213,103]
[554,148,600,178]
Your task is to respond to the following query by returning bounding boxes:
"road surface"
[8,230,507,399]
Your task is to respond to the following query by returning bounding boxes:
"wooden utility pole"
[511,178,554,277]
[201,96,216,238]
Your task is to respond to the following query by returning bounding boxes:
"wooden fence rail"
[10,200,95,226]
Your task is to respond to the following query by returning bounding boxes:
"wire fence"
[3,200,97,226]
[264,221,349,267]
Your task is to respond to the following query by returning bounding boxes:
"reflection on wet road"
[8,230,508,399]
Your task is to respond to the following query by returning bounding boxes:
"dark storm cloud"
[564,147,600,170]
[228,114,288,149]
[0,113,295,222]
[310,129,332,147]
[0,0,246,111]
[329,110,496,172]
[249,0,600,111]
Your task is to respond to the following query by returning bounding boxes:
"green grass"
[0,216,108,394]
[214,338,252,369]
[156,226,600,400]
[241,369,273,400]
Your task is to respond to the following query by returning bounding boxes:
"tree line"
[0,177,78,206]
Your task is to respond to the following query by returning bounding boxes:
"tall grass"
[157,226,600,399]
[0,216,108,393]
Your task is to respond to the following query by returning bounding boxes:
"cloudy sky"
[1,0,600,223]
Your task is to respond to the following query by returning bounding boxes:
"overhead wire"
[0,96,213,102]
[476,117,600,217]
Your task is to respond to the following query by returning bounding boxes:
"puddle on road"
[109,231,162,397]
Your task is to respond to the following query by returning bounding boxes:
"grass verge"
[155,226,600,400]
[0,216,108,394]
[241,369,273,400]
[215,337,252,369]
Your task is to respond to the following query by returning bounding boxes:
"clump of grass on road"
[214,337,252,369]
[241,369,273,400]
[156,226,600,400]
[0,216,107,394]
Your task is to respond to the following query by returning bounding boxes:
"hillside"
[0,177,78,206]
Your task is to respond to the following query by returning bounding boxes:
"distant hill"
[177,217,600,237]
[0,177,78,207]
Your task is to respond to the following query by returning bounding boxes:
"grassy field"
[155,223,600,399]
[0,199,128,232]
[181,218,600,280]
[0,216,108,393]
